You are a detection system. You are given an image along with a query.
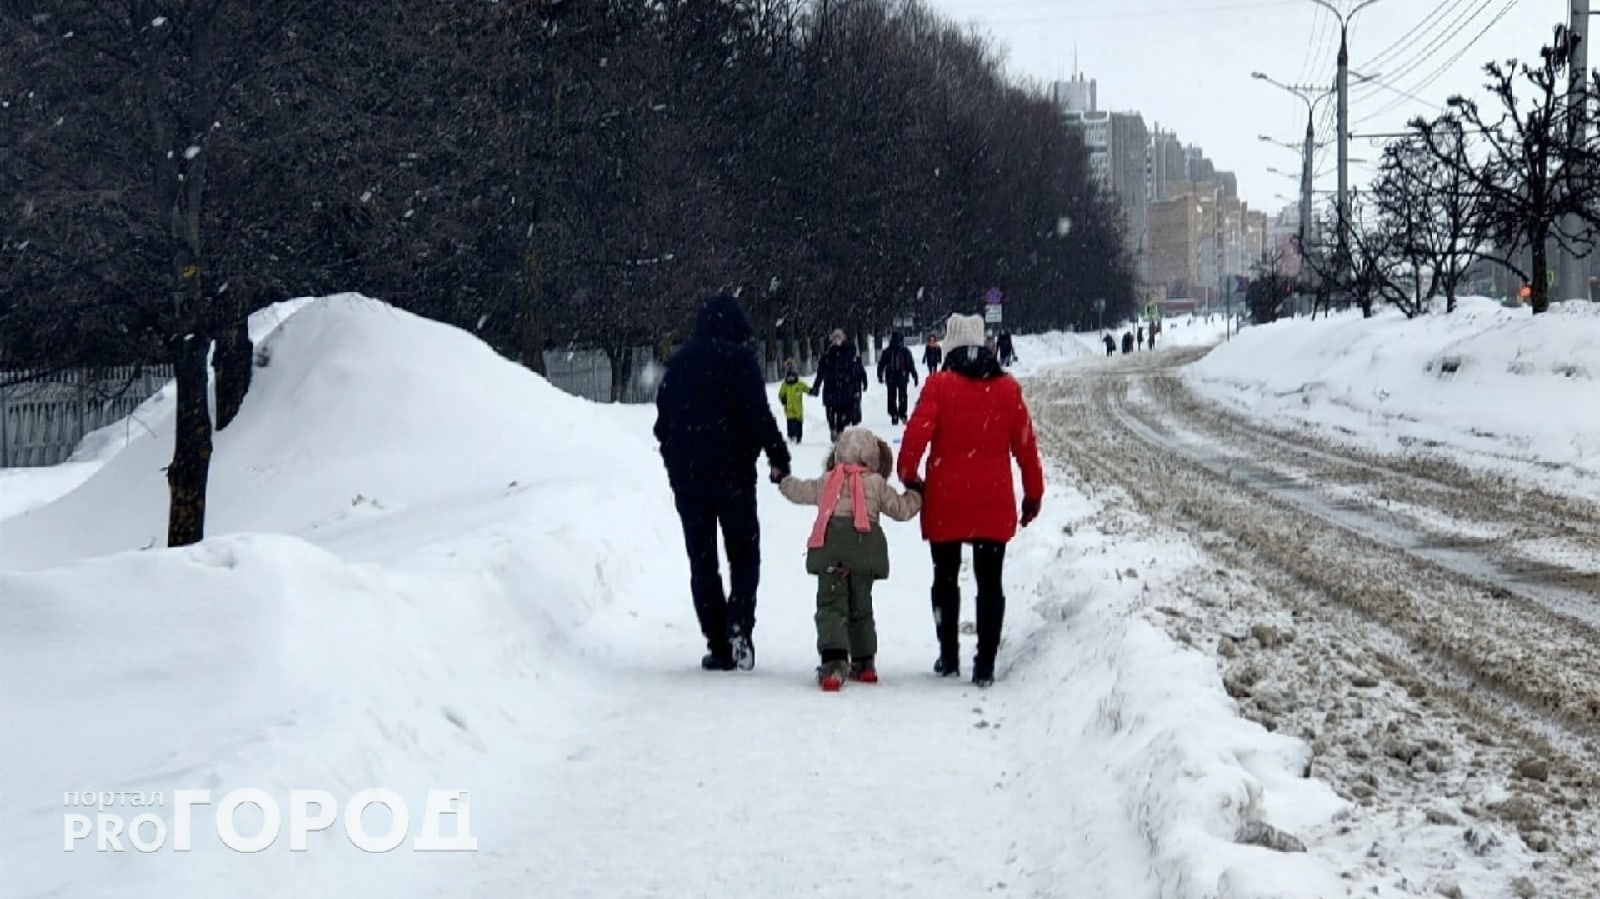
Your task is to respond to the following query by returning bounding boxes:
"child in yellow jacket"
[776,359,809,444]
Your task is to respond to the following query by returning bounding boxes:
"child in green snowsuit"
[777,359,809,444]
[779,426,923,689]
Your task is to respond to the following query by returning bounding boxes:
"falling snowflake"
[152,17,167,27]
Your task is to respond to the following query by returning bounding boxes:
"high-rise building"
[1110,112,1151,282]
[1051,72,1097,114]
[1147,126,1187,202]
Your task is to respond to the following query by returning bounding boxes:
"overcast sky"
[922,0,1564,214]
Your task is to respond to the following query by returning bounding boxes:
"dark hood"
[944,345,1004,380]
[889,333,904,348]
[694,293,755,343]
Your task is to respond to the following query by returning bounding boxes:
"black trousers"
[886,381,910,422]
[673,487,761,653]
[929,540,1007,665]
[826,404,853,438]
[786,418,803,443]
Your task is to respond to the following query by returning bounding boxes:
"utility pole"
[1310,0,1384,287]
[1561,0,1592,302]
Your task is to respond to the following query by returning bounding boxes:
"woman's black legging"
[929,540,1007,665]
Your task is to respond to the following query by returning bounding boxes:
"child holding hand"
[779,427,923,690]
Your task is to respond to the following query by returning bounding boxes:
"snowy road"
[1030,346,1600,897]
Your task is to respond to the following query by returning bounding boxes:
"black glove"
[808,386,819,397]
[903,477,925,495]
[1020,496,1041,527]
[769,462,790,484]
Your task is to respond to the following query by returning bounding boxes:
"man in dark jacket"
[810,329,868,442]
[876,332,920,425]
[654,294,791,672]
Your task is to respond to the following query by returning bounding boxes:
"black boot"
[702,651,736,671]
[972,592,1005,687]
[932,584,961,676]
[971,656,995,688]
[728,622,755,671]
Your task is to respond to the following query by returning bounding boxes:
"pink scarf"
[807,463,871,549]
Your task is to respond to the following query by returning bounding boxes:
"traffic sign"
[983,287,1003,305]
[984,305,1003,324]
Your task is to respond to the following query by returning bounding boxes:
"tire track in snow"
[1027,352,1600,896]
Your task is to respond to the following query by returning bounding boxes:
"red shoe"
[850,659,879,683]
[817,660,849,692]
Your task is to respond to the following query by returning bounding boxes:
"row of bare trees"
[1294,26,1600,318]
[0,0,1135,546]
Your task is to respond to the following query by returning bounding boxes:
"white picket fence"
[0,367,172,468]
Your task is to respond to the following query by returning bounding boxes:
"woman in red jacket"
[897,313,1045,687]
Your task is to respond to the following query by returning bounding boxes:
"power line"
[1350,0,1500,105]
[1354,0,1524,125]
[1356,0,1480,75]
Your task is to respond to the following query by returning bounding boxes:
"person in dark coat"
[876,332,920,425]
[1102,333,1116,357]
[995,331,1016,367]
[653,294,792,672]
[1121,331,1134,355]
[922,334,943,376]
[810,329,868,442]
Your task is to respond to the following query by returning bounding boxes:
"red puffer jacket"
[897,364,1045,544]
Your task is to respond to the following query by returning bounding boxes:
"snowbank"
[1000,495,1347,899]
[0,295,659,569]
[1186,298,1600,496]
[1,295,683,898]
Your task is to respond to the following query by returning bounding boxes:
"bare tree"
[1411,26,1600,314]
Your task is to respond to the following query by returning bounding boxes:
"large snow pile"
[1,296,680,898]
[1008,329,1097,372]
[3,295,1350,898]
[1186,297,1600,496]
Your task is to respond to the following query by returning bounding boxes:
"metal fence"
[0,366,173,468]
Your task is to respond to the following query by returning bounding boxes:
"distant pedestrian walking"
[922,334,943,376]
[1121,331,1134,354]
[996,331,1016,368]
[1102,333,1116,356]
[876,333,920,425]
[1137,326,1145,350]
[654,294,792,673]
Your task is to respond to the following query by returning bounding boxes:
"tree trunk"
[521,246,548,374]
[167,330,214,547]
[604,342,633,403]
[213,295,254,431]
[1530,235,1551,314]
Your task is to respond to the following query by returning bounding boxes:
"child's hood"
[829,427,893,477]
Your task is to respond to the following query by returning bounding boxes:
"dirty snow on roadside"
[1028,332,1600,899]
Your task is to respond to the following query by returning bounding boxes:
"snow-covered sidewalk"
[2,297,1345,898]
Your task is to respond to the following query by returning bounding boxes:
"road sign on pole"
[984,305,1003,324]
[983,287,1003,306]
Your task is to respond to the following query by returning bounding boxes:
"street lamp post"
[1306,0,1385,284]
[1251,73,1336,289]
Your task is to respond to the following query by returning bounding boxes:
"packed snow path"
[1030,344,1600,897]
